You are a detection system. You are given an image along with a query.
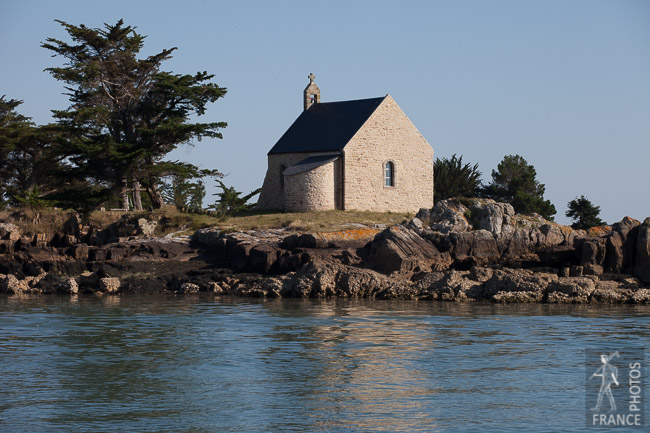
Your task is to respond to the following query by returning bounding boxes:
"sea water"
[1,295,648,432]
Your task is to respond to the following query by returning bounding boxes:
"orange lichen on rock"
[549,222,577,237]
[588,225,612,237]
[620,216,640,225]
[315,228,380,241]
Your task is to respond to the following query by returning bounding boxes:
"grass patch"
[0,207,76,237]
[1,206,412,236]
[136,208,412,234]
[203,209,412,233]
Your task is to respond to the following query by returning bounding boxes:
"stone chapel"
[256,74,434,213]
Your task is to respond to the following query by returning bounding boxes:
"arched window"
[384,161,394,187]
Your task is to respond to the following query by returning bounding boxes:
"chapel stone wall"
[283,160,335,212]
[256,153,310,210]
[343,95,434,213]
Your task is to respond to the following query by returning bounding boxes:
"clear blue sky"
[1,0,649,224]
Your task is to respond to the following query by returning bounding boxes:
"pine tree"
[566,195,606,230]
[158,163,221,212]
[0,97,62,208]
[210,180,261,216]
[484,154,556,219]
[41,19,227,211]
[433,154,482,202]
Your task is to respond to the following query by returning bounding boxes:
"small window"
[384,161,394,187]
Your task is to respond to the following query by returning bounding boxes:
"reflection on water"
[0,295,648,433]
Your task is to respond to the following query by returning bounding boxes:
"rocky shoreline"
[1,199,649,303]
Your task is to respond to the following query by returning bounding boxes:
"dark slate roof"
[283,155,340,176]
[268,96,387,155]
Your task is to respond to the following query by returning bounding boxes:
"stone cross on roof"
[303,72,320,110]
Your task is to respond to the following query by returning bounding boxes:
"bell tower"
[303,72,320,111]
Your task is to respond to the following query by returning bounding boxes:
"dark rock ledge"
[1,199,649,303]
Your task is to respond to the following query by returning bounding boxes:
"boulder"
[605,217,640,273]
[0,274,30,294]
[277,261,401,299]
[501,228,535,260]
[538,224,568,247]
[0,223,21,241]
[469,200,516,240]
[590,284,629,303]
[411,271,447,293]
[231,243,254,271]
[547,277,596,303]
[634,217,650,284]
[631,289,650,304]
[424,199,583,266]
[365,225,451,275]
[450,229,500,267]
[99,277,121,293]
[178,282,200,294]
[578,238,607,267]
[405,217,425,233]
[274,251,304,274]
[336,265,403,298]
[538,244,579,268]
[57,277,79,294]
[428,199,471,234]
[78,272,100,290]
[192,228,222,247]
[415,208,433,224]
[249,245,278,274]
[422,270,478,301]
[280,234,300,250]
[296,233,329,249]
[68,244,89,261]
[136,218,157,237]
[583,264,604,276]
[483,268,556,301]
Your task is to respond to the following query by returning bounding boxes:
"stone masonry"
[284,159,336,211]
[343,95,433,212]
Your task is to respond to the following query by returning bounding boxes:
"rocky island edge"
[1,198,649,304]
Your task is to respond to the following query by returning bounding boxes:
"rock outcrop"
[0,199,648,302]
[635,218,650,284]
[363,224,451,275]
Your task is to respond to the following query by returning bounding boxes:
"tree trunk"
[132,178,143,211]
[146,182,165,209]
[121,179,130,210]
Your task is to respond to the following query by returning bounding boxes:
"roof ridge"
[314,95,386,105]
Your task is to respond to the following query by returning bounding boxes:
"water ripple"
[0,296,648,432]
